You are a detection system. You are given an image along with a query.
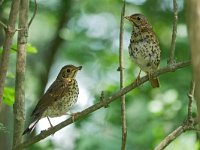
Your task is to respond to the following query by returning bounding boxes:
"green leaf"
[3,87,15,106]
[26,43,38,53]
[10,43,38,54]
[7,72,15,79]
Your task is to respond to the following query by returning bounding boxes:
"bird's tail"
[149,77,160,88]
[22,118,39,135]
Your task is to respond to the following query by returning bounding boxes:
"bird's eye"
[137,17,141,20]
[66,69,71,73]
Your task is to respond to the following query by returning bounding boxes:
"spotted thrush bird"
[23,65,82,135]
[125,14,160,88]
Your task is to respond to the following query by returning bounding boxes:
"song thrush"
[23,65,82,135]
[125,14,161,88]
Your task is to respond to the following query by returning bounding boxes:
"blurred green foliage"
[0,0,195,149]
[10,43,38,54]
[3,87,15,106]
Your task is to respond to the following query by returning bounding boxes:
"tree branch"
[14,60,191,149]
[12,0,29,149]
[0,0,21,104]
[154,79,196,150]
[28,0,37,28]
[118,0,127,150]
[154,124,196,150]
[168,0,178,65]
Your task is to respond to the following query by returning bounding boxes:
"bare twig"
[13,60,190,149]
[100,91,105,101]
[155,79,196,150]
[154,124,196,150]
[28,0,37,28]
[100,91,109,108]
[188,80,195,122]
[168,0,178,65]
[12,0,29,149]
[0,0,21,104]
[118,0,127,150]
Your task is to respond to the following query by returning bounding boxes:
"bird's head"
[57,65,82,79]
[125,13,151,28]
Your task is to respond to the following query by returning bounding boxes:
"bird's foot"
[134,75,141,86]
[66,112,80,122]
[133,69,142,86]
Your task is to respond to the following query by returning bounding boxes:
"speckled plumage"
[42,78,79,117]
[23,65,82,135]
[125,14,160,88]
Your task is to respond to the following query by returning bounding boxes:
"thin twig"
[155,79,196,150]
[100,91,109,108]
[187,80,195,122]
[154,124,196,150]
[168,0,178,65]
[0,0,21,104]
[13,60,191,149]
[28,0,37,28]
[118,0,127,150]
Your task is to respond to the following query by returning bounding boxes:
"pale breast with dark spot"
[129,26,160,73]
[42,79,79,117]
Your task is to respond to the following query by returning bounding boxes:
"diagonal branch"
[154,124,196,150]
[154,79,196,150]
[118,0,127,150]
[168,0,178,65]
[13,60,191,149]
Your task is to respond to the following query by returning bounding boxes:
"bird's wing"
[31,79,70,118]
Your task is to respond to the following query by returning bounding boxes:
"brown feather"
[31,79,70,117]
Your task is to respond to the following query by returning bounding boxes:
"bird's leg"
[134,69,142,85]
[46,116,56,136]
[47,116,53,128]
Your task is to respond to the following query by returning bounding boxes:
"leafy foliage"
[3,87,15,106]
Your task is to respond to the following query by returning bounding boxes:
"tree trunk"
[186,0,200,148]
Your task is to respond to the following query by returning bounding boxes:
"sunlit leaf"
[3,87,15,106]
[26,43,38,53]
[10,43,38,54]
[7,72,15,79]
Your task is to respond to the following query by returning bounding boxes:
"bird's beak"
[124,16,131,21]
[77,66,82,70]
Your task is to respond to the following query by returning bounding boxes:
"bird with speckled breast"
[125,14,161,88]
[23,65,82,135]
